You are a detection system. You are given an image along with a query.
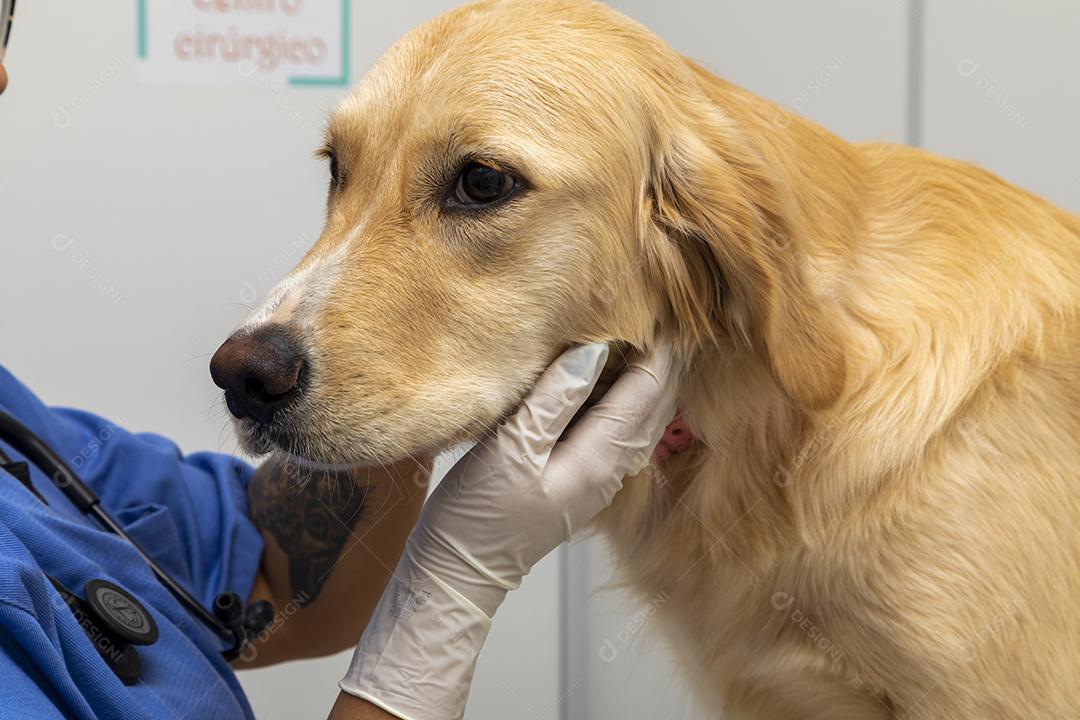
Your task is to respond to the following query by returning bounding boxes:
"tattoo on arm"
[249,464,368,607]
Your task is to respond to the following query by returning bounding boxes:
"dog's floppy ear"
[643,116,846,408]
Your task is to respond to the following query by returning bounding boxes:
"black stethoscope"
[0,410,274,679]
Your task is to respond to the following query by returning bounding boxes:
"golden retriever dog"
[211,1,1080,717]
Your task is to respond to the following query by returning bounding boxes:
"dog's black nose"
[210,326,305,424]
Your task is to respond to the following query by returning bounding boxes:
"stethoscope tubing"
[0,410,244,656]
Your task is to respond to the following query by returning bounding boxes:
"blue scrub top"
[0,365,265,720]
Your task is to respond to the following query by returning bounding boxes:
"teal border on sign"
[137,0,147,58]
[289,0,350,87]
[135,0,350,87]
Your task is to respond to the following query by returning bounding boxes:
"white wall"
[922,0,1080,214]
[2,2,1077,719]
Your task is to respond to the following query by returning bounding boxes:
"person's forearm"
[328,692,398,720]
[235,455,428,668]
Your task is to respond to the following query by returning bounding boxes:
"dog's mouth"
[230,397,501,471]
[227,342,630,468]
[234,417,279,455]
[229,404,360,470]
[234,416,307,462]
[235,418,381,472]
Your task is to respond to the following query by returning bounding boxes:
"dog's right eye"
[318,144,343,190]
[328,151,341,188]
[450,163,517,208]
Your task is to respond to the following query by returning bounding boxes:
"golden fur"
[237,2,1080,717]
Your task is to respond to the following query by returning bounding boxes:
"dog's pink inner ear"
[646,126,846,409]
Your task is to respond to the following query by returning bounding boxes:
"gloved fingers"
[557,339,680,452]
[545,340,680,489]
[493,343,610,466]
[614,337,680,404]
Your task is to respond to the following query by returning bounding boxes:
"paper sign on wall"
[136,0,350,87]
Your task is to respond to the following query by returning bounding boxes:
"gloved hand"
[340,341,681,720]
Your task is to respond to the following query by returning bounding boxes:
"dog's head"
[210,0,845,466]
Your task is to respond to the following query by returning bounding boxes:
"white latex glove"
[340,341,681,720]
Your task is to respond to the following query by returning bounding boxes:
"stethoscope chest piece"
[84,579,159,646]
[50,576,157,686]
